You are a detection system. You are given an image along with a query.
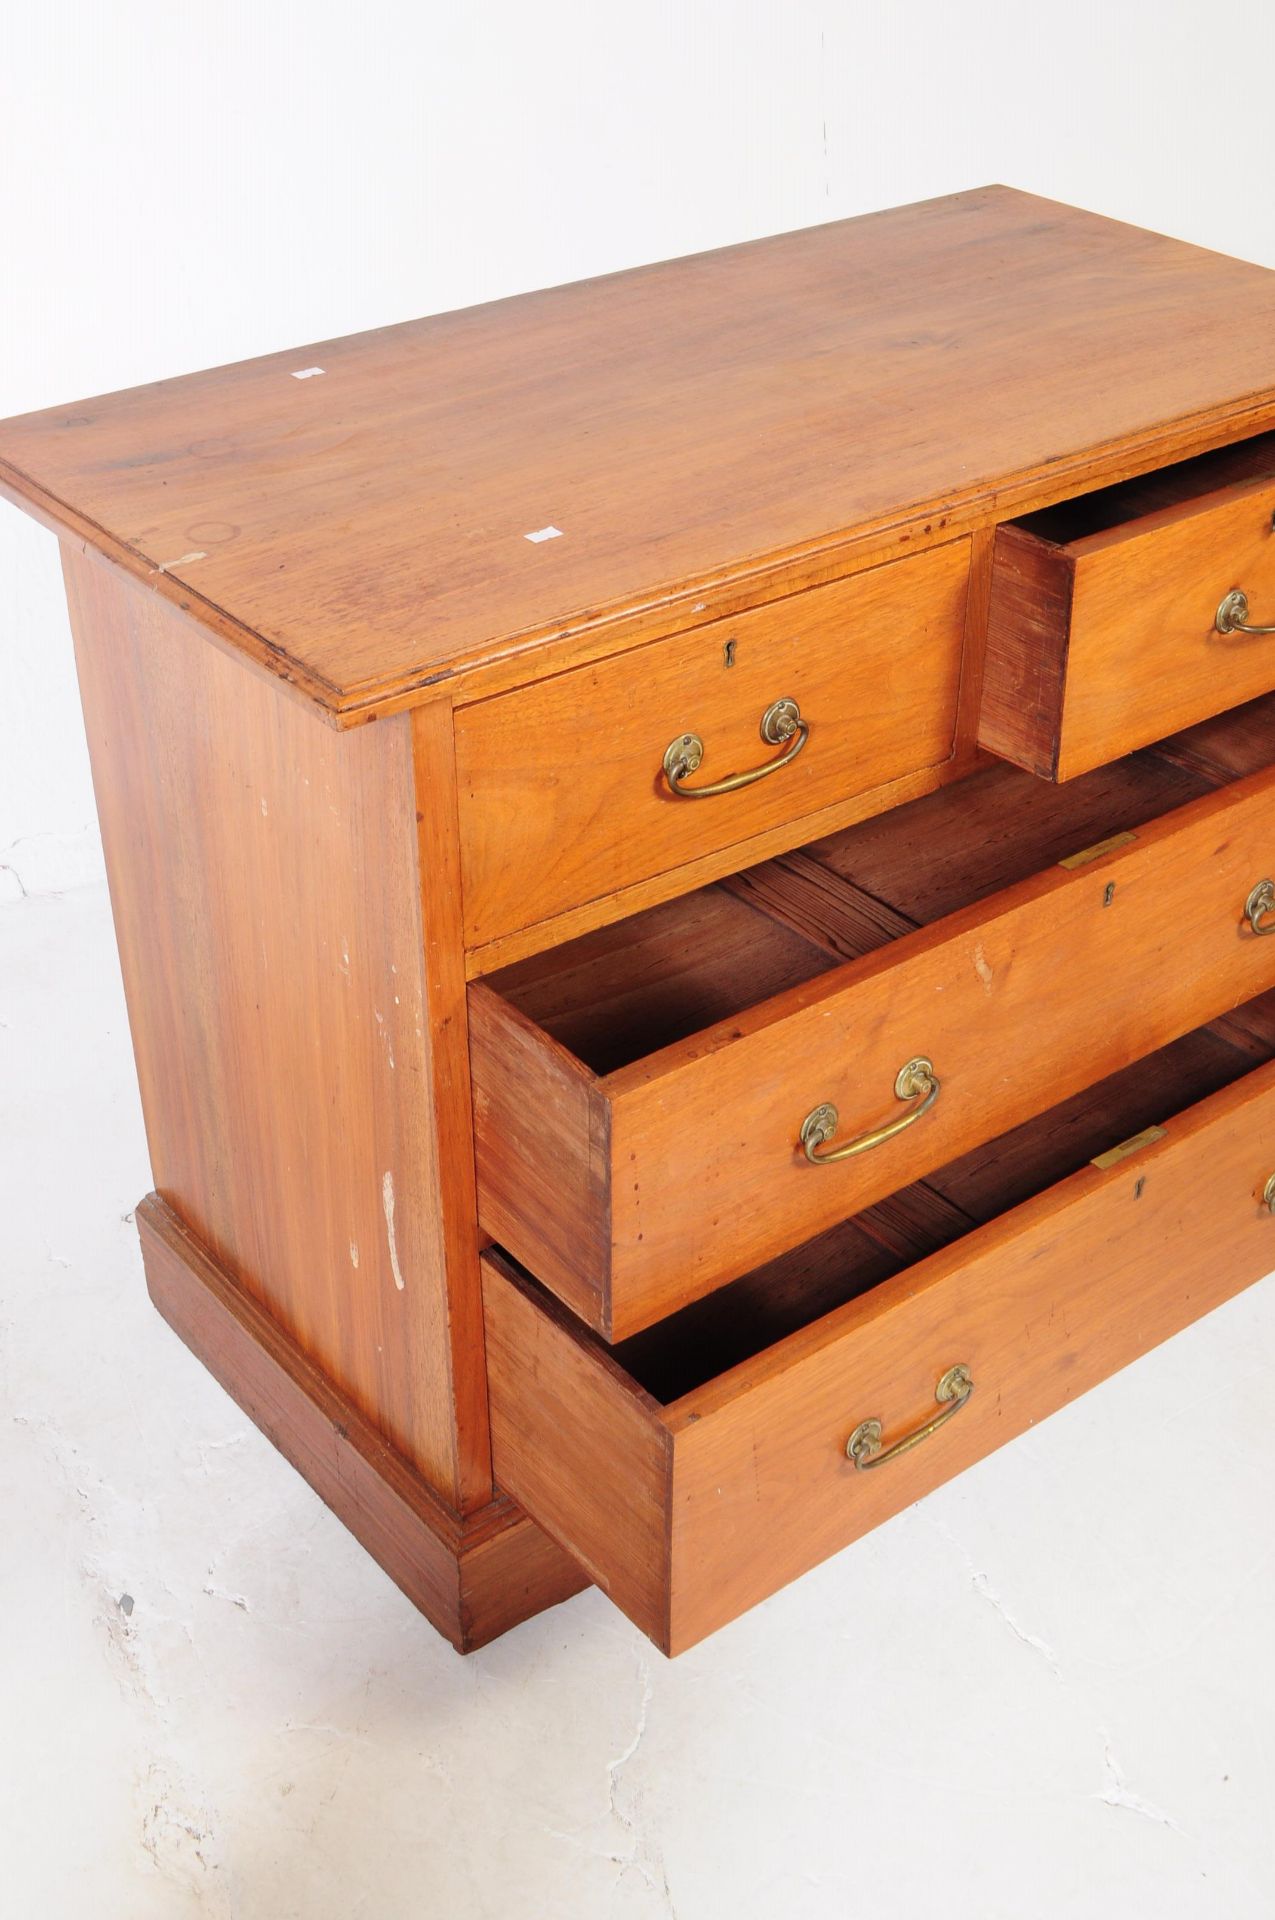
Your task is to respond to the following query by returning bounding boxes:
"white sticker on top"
[524,525,563,543]
[291,367,325,380]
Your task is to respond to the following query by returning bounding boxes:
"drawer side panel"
[979,522,1073,777]
[483,1255,672,1649]
[469,986,612,1331]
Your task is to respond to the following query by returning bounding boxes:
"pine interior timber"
[4,187,1275,1661]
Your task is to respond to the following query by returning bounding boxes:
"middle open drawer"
[469,691,1275,1340]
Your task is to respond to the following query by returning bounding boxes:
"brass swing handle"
[662,697,808,799]
[1245,880,1275,935]
[1217,590,1275,637]
[800,1057,940,1164]
[847,1364,974,1470]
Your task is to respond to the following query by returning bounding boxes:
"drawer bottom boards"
[484,996,1275,1654]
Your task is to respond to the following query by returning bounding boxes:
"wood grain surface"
[599,1024,1251,1404]
[66,547,488,1505]
[796,740,1212,924]
[454,540,968,947]
[4,189,1275,719]
[484,1036,1275,1653]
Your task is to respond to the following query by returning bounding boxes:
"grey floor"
[4,883,1274,1919]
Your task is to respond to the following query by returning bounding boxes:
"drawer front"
[455,541,970,952]
[472,761,1275,1340]
[484,1055,1275,1654]
[983,457,1275,781]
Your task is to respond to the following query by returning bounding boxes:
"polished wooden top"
[3,186,1274,722]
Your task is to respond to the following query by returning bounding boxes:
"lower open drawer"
[483,997,1275,1653]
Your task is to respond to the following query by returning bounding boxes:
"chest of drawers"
[5,186,1275,1655]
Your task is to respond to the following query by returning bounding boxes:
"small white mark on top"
[260,797,269,817]
[349,1240,360,1270]
[382,1172,405,1290]
[291,367,325,380]
[524,525,563,544]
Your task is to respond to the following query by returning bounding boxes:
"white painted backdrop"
[3,0,1273,901]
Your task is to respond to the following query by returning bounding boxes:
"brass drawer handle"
[1217,590,1275,637]
[662,697,808,798]
[1245,879,1275,935]
[848,1364,974,1470]
[800,1057,940,1164]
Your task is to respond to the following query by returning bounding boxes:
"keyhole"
[723,639,737,668]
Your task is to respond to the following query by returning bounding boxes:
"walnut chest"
[5,186,1275,1655]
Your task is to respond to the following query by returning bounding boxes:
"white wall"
[4,0,1273,901]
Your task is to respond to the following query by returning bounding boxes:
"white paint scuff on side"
[972,942,994,993]
[349,1240,360,1270]
[381,1172,405,1290]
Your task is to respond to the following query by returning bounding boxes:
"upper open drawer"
[470,690,1275,1341]
[980,432,1275,781]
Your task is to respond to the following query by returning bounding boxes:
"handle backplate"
[662,697,808,798]
[1217,589,1275,637]
[801,1057,939,1164]
[847,1364,974,1470]
[1245,879,1275,936]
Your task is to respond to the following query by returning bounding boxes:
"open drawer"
[470,691,1275,1339]
[980,430,1275,780]
[484,998,1275,1653]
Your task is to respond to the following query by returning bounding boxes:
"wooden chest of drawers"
[5,186,1275,1655]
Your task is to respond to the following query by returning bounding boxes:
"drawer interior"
[1011,429,1275,550]
[979,431,1275,784]
[585,987,1275,1406]
[482,687,1275,1076]
[486,985,1275,1652]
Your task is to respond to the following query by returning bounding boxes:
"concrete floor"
[3,881,1274,1920]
